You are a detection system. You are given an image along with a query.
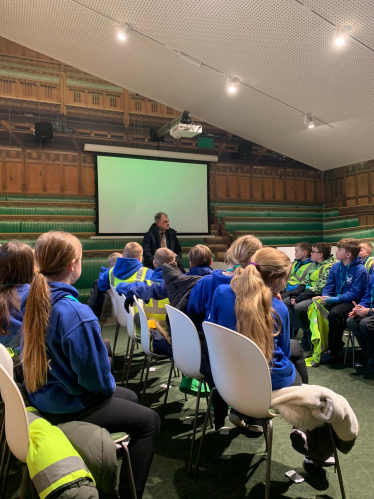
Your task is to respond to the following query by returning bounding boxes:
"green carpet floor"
[5,326,374,499]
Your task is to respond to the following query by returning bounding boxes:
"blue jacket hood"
[359,275,374,308]
[150,267,164,283]
[186,266,213,277]
[1,283,30,353]
[112,258,145,280]
[21,281,115,414]
[322,257,369,303]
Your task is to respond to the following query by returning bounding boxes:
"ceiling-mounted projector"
[170,123,202,139]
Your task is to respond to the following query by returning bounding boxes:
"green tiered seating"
[0,206,95,216]
[217,210,322,220]
[324,228,374,243]
[323,210,340,218]
[225,220,323,234]
[3,196,94,203]
[18,221,96,233]
[74,258,107,303]
[254,234,323,245]
[210,201,323,214]
[323,218,359,231]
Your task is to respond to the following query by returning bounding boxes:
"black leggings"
[42,387,160,498]
[205,339,308,429]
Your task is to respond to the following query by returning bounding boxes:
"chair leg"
[344,330,351,366]
[137,354,148,396]
[161,359,174,422]
[185,393,188,402]
[123,335,131,371]
[203,381,213,429]
[121,443,137,499]
[328,423,346,499]
[140,357,153,405]
[264,419,273,499]
[173,365,178,378]
[352,332,355,368]
[261,420,269,452]
[123,340,135,387]
[194,388,216,477]
[112,321,120,357]
[188,379,202,475]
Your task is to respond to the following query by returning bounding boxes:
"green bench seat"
[4,196,94,203]
[225,221,323,233]
[0,206,95,216]
[323,218,358,231]
[323,210,340,218]
[324,229,374,243]
[256,234,323,245]
[216,210,322,220]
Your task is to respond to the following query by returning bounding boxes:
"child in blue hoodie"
[0,241,34,356]
[21,231,160,499]
[208,247,308,426]
[347,275,374,371]
[98,241,153,292]
[315,238,369,363]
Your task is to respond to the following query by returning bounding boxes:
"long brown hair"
[0,241,34,336]
[231,248,292,364]
[224,235,262,275]
[23,231,82,393]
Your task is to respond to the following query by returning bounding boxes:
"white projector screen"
[96,155,209,235]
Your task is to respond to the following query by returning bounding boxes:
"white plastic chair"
[0,345,14,378]
[110,285,128,356]
[198,322,346,499]
[211,261,228,271]
[0,363,29,497]
[121,296,144,387]
[134,297,173,405]
[165,305,212,473]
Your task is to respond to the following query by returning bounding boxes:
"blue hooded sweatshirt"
[209,285,295,390]
[21,282,115,414]
[322,257,369,304]
[357,275,374,308]
[116,266,165,300]
[0,283,30,354]
[187,270,233,330]
[99,257,153,292]
[185,266,213,277]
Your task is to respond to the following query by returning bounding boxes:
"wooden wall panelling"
[45,152,62,194]
[215,166,228,199]
[239,167,250,200]
[5,149,23,192]
[82,154,95,196]
[252,168,262,200]
[61,153,79,194]
[227,166,239,198]
[274,168,283,200]
[263,168,273,199]
[295,170,305,202]
[26,150,44,192]
[286,170,295,201]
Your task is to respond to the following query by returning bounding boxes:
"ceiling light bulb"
[304,113,315,128]
[333,26,351,47]
[227,77,238,94]
[117,24,132,41]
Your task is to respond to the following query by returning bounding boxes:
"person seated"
[21,231,160,499]
[185,245,213,276]
[108,251,122,268]
[314,238,369,363]
[208,247,309,429]
[281,242,313,299]
[187,235,262,332]
[282,242,336,341]
[359,242,374,275]
[347,274,374,372]
[98,242,153,292]
[120,243,216,304]
[0,241,34,355]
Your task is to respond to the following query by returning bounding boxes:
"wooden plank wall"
[0,147,95,196]
[0,146,325,203]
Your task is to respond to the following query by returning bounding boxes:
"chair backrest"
[110,285,127,328]
[211,261,228,271]
[0,364,29,462]
[0,344,14,378]
[165,305,203,378]
[134,297,154,355]
[202,321,273,418]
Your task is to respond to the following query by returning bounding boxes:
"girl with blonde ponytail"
[21,231,160,499]
[210,247,308,392]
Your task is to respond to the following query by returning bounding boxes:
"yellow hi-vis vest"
[305,261,331,288]
[288,261,315,287]
[305,298,329,367]
[144,279,169,324]
[26,407,95,499]
[109,266,148,287]
[364,257,374,273]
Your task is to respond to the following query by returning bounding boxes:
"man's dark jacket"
[143,223,182,269]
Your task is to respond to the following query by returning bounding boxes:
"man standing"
[143,212,182,269]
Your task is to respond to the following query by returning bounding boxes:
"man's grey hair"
[154,212,167,223]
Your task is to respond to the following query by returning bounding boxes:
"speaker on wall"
[237,142,252,158]
[34,122,53,141]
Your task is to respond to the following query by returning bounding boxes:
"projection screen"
[96,154,209,235]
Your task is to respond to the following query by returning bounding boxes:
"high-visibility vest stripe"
[365,257,374,272]
[144,280,169,322]
[288,262,315,285]
[109,266,148,287]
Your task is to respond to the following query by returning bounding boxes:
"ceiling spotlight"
[117,24,132,41]
[304,113,315,129]
[227,77,238,94]
[333,26,352,47]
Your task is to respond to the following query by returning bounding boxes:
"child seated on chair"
[208,247,309,429]
[346,274,374,372]
[359,242,374,275]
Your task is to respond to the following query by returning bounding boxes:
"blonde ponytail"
[231,248,291,364]
[224,235,262,276]
[23,231,82,393]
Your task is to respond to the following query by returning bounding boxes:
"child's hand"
[291,298,296,306]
